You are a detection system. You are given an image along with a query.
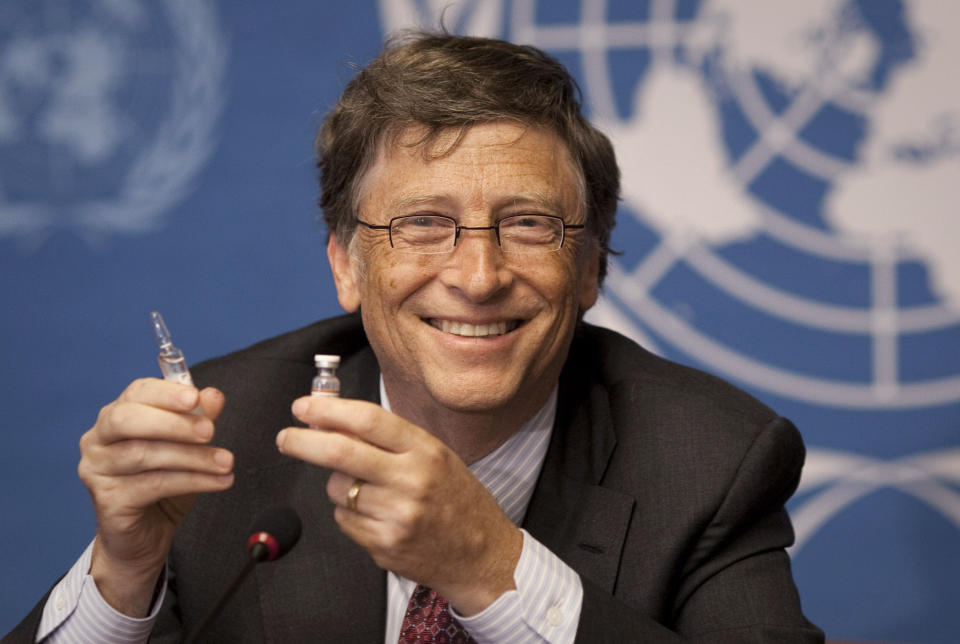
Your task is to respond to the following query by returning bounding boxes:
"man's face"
[328,121,599,423]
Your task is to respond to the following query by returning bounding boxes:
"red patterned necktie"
[398,584,477,643]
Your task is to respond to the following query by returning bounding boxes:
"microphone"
[183,506,302,644]
[247,505,303,562]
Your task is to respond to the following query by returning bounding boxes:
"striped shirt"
[37,541,159,642]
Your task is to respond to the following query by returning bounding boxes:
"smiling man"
[9,32,822,643]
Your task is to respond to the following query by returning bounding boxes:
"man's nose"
[441,227,513,301]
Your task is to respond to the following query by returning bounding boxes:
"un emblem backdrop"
[1,1,957,641]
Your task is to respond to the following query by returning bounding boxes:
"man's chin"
[428,388,515,415]
[415,371,521,413]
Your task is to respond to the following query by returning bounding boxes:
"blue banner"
[2,2,957,641]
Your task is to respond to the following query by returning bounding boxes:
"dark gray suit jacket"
[7,313,822,642]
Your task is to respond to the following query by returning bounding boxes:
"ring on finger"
[347,479,365,512]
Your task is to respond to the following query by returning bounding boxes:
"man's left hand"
[278,395,523,616]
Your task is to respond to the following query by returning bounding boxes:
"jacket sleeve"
[575,417,824,643]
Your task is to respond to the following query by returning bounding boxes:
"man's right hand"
[77,379,234,617]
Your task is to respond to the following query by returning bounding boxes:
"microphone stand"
[182,542,269,644]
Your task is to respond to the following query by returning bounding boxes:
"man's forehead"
[380,121,567,161]
[373,124,578,183]
[353,121,586,219]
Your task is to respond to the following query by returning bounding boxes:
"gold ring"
[347,479,365,512]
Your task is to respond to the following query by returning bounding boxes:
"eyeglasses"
[355,214,585,254]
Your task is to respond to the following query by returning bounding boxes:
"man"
[7,32,823,642]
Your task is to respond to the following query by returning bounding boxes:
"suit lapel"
[523,343,635,594]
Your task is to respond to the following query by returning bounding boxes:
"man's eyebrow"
[499,192,577,218]
[386,192,575,216]
[391,195,451,210]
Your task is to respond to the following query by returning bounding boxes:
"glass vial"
[311,354,341,397]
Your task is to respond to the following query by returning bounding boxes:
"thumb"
[198,387,226,422]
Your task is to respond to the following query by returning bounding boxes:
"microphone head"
[246,505,302,562]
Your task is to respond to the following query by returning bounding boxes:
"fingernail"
[292,398,308,417]
[276,429,287,450]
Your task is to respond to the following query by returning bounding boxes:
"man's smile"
[425,318,522,338]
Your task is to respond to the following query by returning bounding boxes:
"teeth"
[429,319,518,337]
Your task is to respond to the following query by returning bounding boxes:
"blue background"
[2,1,958,642]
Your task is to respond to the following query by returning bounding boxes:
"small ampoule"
[150,311,203,415]
[311,354,341,397]
[151,311,195,386]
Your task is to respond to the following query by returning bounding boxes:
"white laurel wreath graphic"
[0,0,227,244]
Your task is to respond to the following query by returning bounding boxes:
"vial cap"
[314,354,340,368]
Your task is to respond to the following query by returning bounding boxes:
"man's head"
[319,33,621,428]
[316,30,619,286]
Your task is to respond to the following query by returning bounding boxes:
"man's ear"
[327,233,361,313]
[578,243,601,311]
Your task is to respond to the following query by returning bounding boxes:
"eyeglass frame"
[355,213,586,254]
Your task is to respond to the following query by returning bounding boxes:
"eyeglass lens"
[389,214,566,253]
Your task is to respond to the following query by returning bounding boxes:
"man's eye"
[504,215,544,228]
[502,215,557,232]
[398,215,455,230]
[393,216,453,244]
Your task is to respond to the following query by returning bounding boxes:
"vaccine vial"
[311,354,341,397]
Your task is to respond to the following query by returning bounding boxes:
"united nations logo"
[381,0,960,636]
[0,0,227,245]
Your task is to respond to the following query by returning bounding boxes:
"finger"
[92,400,213,446]
[198,387,226,421]
[330,503,426,575]
[118,378,204,413]
[332,504,390,548]
[276,426,393,482]
[290,396,416,453]
[85,440,234,477]
[327,470,356,509]
[325,472,418,530]
[326,471,383,514]
[91,470,235,512]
